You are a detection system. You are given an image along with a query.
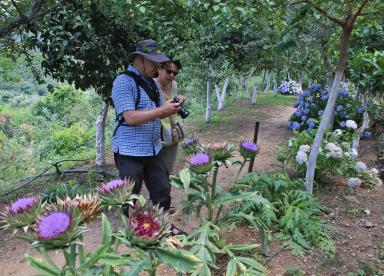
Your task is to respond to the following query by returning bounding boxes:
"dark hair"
[160,58,182,70]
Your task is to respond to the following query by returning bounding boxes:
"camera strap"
[113,71,160,136]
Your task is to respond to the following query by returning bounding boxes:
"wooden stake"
[248,121,260,173]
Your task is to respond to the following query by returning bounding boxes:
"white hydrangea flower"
[325,142,343,158]
[299,145,311,153]
[319,146,323,153]
[347,177,362,188]
[288,138,294,147]
[351,148,358,159]
[355,161,367,173]
[344,151,351,158]
[334,129,342,136]
[346,120,357,130]
[371,168,379,176]
[295,151,308,164]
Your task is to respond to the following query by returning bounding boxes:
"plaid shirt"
[112,65,164,156]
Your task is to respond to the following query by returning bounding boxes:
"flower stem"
[149,250,157,276]
[214,204,223,224]
[203,178,213,221]
[211,165,219,204]
[234,158,247,183]
[38,248,59,271]
[78,234,85,264]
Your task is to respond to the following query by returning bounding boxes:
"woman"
[154,59,183,174]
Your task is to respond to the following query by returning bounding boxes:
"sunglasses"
[165,69,179,76]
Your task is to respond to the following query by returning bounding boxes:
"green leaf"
[226,243,259,251]
[79,244,109,272]
[180,168,191,191]
[99,253,132,266]
[25,254,60,275]
[226,259,237,276]
[122,259,149,276]
[192,263,211,276]
[101,213,112,245]
[155,247,203,273]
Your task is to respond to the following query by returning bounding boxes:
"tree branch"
[298,0,347,26]
[0,0,59,38]
[11,0,24,17]
[351,0,369,23]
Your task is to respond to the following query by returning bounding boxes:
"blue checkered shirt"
[112,65,164,156]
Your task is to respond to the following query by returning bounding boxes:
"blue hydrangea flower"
[299,101,305,107]
[295,110,303,117]
[309,84,321,90]
[340,121,346,128]
[318,110,324,116]
[321,95,329,101]
[307,120,315,129]
[292,122,301,131]
[361,131,371,139]
[308,97,313,103]
[298,94,305,101]
[293,102,299,108]
[303,109,310,114]
[301,115,307,121]
[336,105,343,111]
[346,104,351,108]
[357,107,364,113]
[311,103,316,108]
[288,122,293,129]
[344,92,350,97]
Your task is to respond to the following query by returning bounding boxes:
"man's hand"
[175,95,185,104]
[161,100,180,117]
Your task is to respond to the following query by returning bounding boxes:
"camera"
[171,96,190,119]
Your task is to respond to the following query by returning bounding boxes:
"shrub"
[288,83,363,131]
[51,124,92,156]
[278,80,302,95]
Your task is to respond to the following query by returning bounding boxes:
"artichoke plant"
[98,178,135,207]
[126,203,171,248]
[239,140,259,159]
[53,194,102,223]
[205,142,234,161]
[188,152,213,174]
[32,207,84,249]
[0,196,44,233]
[181,137,200,155]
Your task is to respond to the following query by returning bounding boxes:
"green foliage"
[52,124,92,156]
[230,172,335,257]
[284,265,303,276]
[32,85,81,123]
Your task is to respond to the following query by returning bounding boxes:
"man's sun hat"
[130,39,170,63]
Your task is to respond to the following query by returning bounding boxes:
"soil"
[1,102,383,276]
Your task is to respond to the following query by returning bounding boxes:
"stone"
[343,195,360,204]
[359,219,377,228]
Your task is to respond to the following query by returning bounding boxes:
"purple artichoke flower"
[239,141,259,158]
[98,178,135,206]
[37,211,71,240]
[181,137,200,155]
[188,153,213,174]
[0,196,43,232]
[33,208,84,249]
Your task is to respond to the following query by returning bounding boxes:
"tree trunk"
[261,69,267,92]
[305,25,353,193]
[95,100,109,167]
[264,71,272,93]
[205,80,212,122]
[217,76,230,110]
[251,82,257,105]
[351,95,370,152]
[273,76,278,97]
[320,41,334,87]
[244,67,256,98]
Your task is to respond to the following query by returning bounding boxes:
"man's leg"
[143,151,171,210]
[114,153,144,194]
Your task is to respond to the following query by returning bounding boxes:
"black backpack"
[113,71,160,136]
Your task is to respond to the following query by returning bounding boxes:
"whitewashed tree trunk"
[287,71,291,80]
[205,80,212,122]
[95,100,109,167]
[244,67,256,98]
[352,96,370,152]
[264,71,272,93]
[251,82,257,105]
[217,76,230,110]
[305,25,354,193]
[273,76,278,96]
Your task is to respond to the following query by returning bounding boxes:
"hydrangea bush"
[278,80,303,95]
[288,84,364,132]
[278,129,382,188]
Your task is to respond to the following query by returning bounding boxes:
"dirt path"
[3,102,383,276]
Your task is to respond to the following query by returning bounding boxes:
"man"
[112,39,181,210]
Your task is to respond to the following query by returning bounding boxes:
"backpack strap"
[113,71,160,136]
